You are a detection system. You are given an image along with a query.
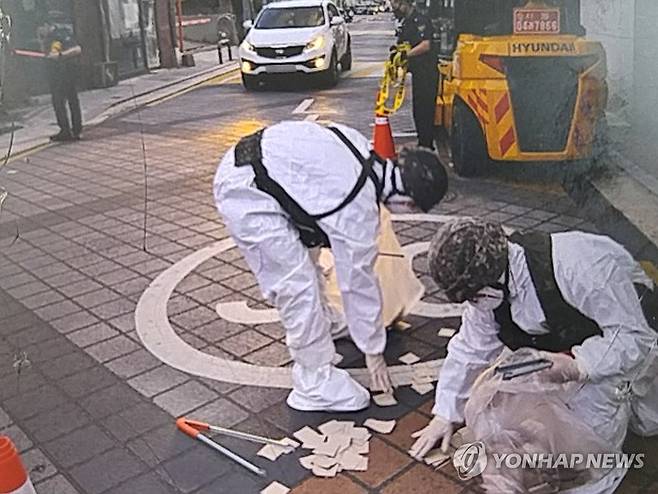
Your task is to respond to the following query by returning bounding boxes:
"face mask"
[470,285,505,311]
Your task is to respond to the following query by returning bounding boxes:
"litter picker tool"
[176,418,268,476]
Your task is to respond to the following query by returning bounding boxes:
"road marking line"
[293,98,314,114]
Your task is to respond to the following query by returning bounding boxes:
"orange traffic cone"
[373,114,396,159]
[0,436,36,494]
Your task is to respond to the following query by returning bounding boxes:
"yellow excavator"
[434,0,608,176]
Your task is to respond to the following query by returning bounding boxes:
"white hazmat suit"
[214,121,400,412]
[432,232,658,492]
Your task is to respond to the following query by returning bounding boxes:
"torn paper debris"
[299,454,316,470]
[394,320,412,331]
[313,454,339,469]
[261,481,290,494]
[313,437,341,457]
[349,441,369,455]
[373,392,398,407]
[398,352,421,365]
[364,418,396,434]
[331,352,343,365]
[350,427,371,443]
[312,464,339,478]
[438,327,457,338]
[411,382,434,395]
[318,420,354,436]
[293,426,325,449]
[257,444,287,462]
[424,449,450,468]
[338,450,368,472]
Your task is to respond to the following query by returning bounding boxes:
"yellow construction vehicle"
[434,0,608,176]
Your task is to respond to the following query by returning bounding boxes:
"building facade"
[0,0,177,107]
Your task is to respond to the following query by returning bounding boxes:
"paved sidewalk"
[0,48,238,159]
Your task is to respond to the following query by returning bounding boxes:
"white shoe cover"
[287,364,370,412]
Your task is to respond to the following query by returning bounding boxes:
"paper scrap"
[438,327,457,338]
[331,352,343,365]
[350,427,371,442]
[257,444,287,462]
[364,418,396,434]
[411,382,434,395]
[373,392,398,407]
[312,464,339,478]
[261,481,290,494]
[424,448,450,468]
[348,441,369,455]
[394,320,412,331]
[299,454,316,470]
[399,352,421,365]
[313,454,339,469]
[339,450,368,471]
[313,437,341,457]
[318,420,354,436]
[450,427,474,449]
[293,426,325,449]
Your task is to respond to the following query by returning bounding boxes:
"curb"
[2,62,239,163]
[565,151,658,265]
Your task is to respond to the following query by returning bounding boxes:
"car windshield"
[255,7,325,29]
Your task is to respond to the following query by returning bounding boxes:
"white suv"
[239,0,352,89]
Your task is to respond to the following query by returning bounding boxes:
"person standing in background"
[38,12,82,142]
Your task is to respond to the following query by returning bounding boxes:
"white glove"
[539,352,587,383]
[409,415,454,460]
[365,353,393,394]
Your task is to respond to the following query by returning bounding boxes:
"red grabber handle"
[176,417,209,438]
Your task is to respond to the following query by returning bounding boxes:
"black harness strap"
[233,126,383,248]
[495,231,603,352]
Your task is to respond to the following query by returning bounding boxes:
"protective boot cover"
[319,206,424,327]
[287,363,370,412]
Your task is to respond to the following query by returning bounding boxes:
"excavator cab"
[434,0,608,176]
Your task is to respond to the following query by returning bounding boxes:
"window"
[327,4,340,19]
[256,7,326,29]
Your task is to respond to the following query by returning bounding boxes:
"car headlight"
[304,36,324,52]
[241,41,256,53]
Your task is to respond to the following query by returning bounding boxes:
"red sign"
[513,8,560,34]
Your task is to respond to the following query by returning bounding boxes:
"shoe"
[50,131,73,142]
[287,364,370,412]
[72,133,81,141]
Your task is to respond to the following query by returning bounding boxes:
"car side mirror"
[243,20,253,30]
[330,16,344,26]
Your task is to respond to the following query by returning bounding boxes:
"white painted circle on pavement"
[135,214,463,388]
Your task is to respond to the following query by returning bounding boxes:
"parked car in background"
[239,0,352,89]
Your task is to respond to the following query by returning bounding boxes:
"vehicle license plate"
[513,8,560,34]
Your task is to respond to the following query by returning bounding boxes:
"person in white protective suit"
[409,218,658,492]
[213,121,448,412]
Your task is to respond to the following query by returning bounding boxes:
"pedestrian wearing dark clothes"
[391,0,439,149]
[39,16,83,142]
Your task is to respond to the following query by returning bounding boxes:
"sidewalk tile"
[0,408,10,428]
[128,365,190,398]
[384,412,430,452]
[244,342,292,367]
[292,475,367,494]
[381,464,462,494]
[34,300,81,321]
[219,330,272,357]
[43,424,114,468]
[57,366,117,398]
[51,311,100,334]
[67,322,119,347]
[88,297,135,320]
[79,382,143,419]
[153,380,218,417]
[7,323,57,347]
[194,319,246,343]
[86,335,140,363]
[22,447,57,483]
[69,448,148,494]
[22,402,91,443]
[105,471,180,494]
[0,424,33,452]
[3,385,66,419]
[193,469,264,494]
[103,402,171,443]
[171,306,218,330]
[106,348,161,378]
[39,351,97,379]
[159,445,233,493]
[228,386,288,414]
[73,288,122,309]
[35,474,80,494]
[352,438,413,488]
[187,398,249,428]
[7,280,51,299]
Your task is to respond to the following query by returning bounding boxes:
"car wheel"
[451,99,489,177]
[242,73,260,91]
[341,39,352,71]
[321,52,339,87]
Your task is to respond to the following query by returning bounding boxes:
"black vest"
[234,127,383,249]
[494,231,603,352]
